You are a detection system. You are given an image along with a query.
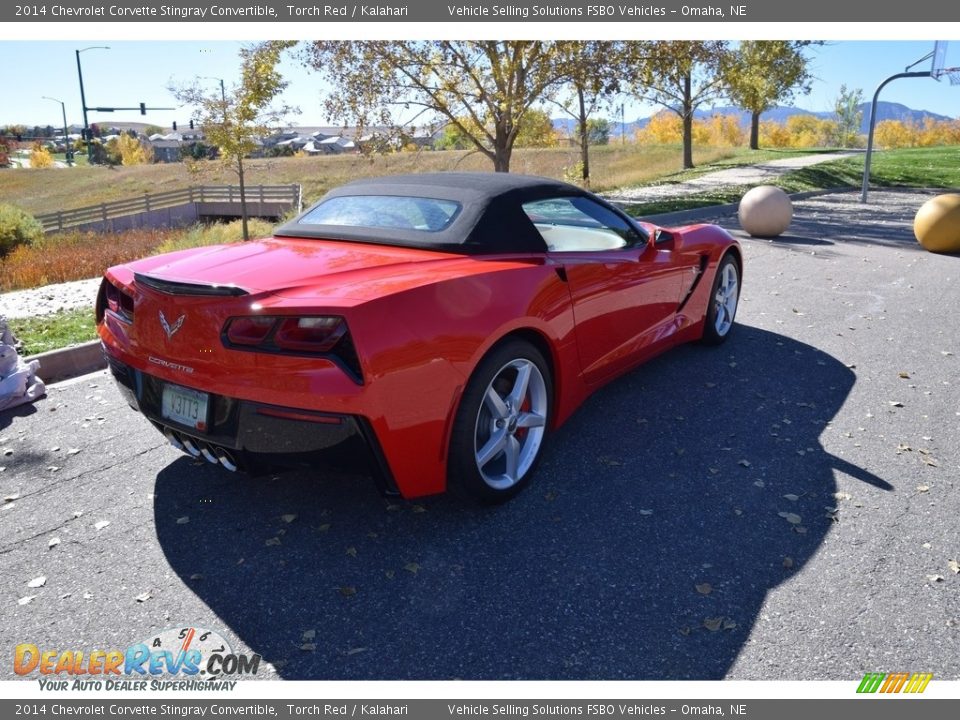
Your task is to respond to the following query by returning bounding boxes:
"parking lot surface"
[1,189,957,680]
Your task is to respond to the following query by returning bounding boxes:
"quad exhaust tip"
[164,427,238,472]
[163,429,184,452]
[215,449,238,472]
[181,437,202,458]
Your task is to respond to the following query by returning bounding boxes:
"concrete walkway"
[605,151,857,204]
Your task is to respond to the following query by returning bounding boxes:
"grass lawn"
[8,308,97,356]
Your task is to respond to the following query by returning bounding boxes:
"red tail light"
[221,316,361,382]
[274,317,345,353]
[225,316,275,346]
[98,279,134,323]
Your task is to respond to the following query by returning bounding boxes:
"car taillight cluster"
[222,316,362,383]
[97,279,135,323]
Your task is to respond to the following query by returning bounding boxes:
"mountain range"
[558,102,955,138]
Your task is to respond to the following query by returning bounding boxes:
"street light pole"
[41,96,71,166]
[199,75,227,118]
[75,46,110,164]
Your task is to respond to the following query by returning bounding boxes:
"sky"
[0,40,957,131]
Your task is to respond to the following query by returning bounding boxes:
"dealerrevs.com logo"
[14,626,261,691]
[857,672,933,694]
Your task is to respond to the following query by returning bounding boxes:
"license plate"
[161,383,209,431]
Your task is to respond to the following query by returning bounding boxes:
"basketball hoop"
[938,67,960,86]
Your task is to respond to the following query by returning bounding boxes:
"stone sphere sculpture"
[914,194,960,253]
[738,185,793,238]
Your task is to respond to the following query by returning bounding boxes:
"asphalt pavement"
[1,189,958,681]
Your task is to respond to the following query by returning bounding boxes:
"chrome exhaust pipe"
[163,429,184,452]
[181,438,202,457]
[200,446,219,464]
[215,448,238,472]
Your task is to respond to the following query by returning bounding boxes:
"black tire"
[701,253,740,345]
[447,339,552,504]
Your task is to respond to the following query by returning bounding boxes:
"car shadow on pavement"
[153,325,889,680]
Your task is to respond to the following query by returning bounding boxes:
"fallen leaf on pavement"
[28,576,46,588]
[695,583,713,595]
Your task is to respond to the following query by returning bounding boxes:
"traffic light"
[172,121,177,131]
[189,120,194,130]
[140,103,146,116]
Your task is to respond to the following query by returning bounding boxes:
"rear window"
[297,195,461,233]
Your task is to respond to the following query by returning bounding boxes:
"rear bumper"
[106,351,400,496]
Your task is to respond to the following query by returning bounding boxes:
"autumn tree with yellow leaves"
[172,41,297,240]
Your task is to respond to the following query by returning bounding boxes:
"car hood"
[125,237,498,299]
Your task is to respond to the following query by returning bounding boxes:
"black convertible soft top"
[274,172,614,254]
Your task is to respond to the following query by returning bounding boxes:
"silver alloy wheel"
[713,261,739,337]
[473,358,548,490]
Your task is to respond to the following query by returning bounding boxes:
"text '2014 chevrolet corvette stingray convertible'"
[97,172,742,503]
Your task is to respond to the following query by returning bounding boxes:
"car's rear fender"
[346,262,587,497]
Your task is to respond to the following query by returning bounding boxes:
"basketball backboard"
[932,41,959,84]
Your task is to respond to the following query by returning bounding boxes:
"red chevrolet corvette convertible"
[97,173,741,502]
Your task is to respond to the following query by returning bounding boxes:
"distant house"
[149,139,183,163]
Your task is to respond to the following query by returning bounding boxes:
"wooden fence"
[35,184,303,233]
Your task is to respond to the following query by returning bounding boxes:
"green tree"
[834,85,864,148]
[304,41,565,172]
[722,41,817,150]
[172,41,297,240]
[550,41,625,185]
[629,40,729,169]
[584,118,611,145]
[0,204,43,256]
[433,121,474,151]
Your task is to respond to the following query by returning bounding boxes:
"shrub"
[0,204,43,257]
[29,144,55,169]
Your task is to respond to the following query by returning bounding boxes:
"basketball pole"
[860,71,933,203]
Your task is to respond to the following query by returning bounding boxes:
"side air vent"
[134,272,249,297]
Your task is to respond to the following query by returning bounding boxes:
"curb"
[27,340,106,384]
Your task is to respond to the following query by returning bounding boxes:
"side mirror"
[654,229,675,248]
